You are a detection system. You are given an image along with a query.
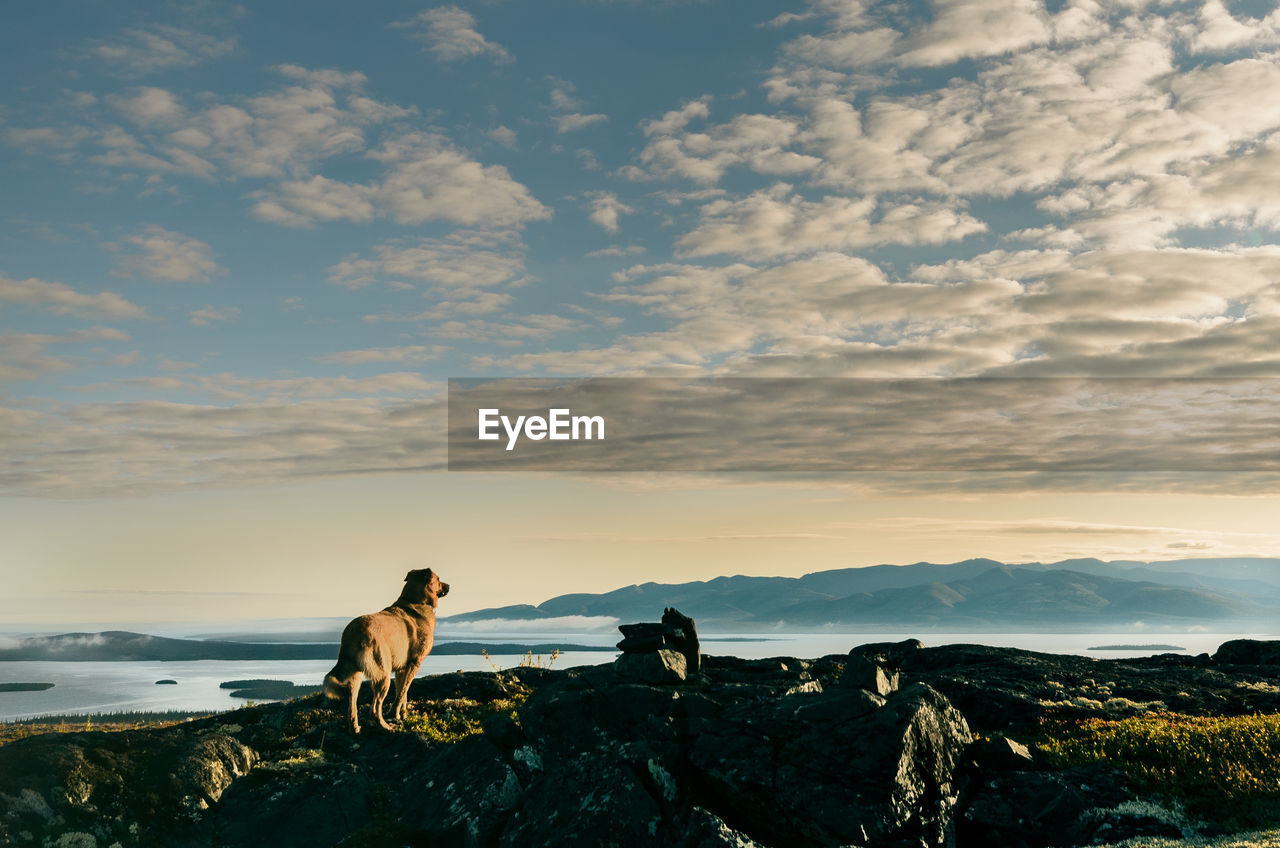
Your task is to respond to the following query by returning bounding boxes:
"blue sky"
[5,0,1280,625]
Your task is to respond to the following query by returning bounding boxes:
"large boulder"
[0,726,256,846]
[615,648,688,685]
[689,683,971,847]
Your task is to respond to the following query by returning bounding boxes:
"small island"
[155,679,178,685]
[220,679,321,700]
[0,682,54,693]
[1088,643,1186,651]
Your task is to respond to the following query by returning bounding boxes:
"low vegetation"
[1037,711,1280,828]
[0,710,216,746]
[400,694,527,744]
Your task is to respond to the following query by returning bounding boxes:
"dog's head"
[403,568,450,605]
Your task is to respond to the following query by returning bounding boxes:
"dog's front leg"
[393,660,424,722]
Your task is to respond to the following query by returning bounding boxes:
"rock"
[7,643,1276,848]
[615,648,688,685]
[502,748,668,847]
[675,807,767,848]
[0,725,257,847]
[412,736,522,847]
[792,688,886,723]
[841,653,899,696]
[616,608,701,674]
[213,761,375,847]
[689,683,971,847]
[663,607,701,673]
[958,764,1179,847]
[968,736,1034,770]
[1214,639,1280,666]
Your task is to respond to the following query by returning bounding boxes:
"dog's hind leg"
[346,680,361,734]
[370,671,394,731]
[365,650,395,731]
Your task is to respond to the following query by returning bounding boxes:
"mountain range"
[443,557,1280,632]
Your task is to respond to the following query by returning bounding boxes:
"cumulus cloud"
[639,109,820,184]
[675,185,985,259]
[0,274,144,318]
[326,230,529,319]
[586,191,633,233]
[108,226,224,283]
[394,7,512,64]
[253,133,550,228]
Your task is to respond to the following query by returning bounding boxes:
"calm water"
[0,632,1265,721]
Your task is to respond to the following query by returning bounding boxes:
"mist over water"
[2,631,1265,721]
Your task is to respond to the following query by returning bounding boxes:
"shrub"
[1037,711,1280,828]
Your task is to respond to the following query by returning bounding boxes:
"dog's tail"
[323,659,364,700]
[322,668,346,700]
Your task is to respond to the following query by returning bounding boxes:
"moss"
[399,694,526,745]
[1036,712,1280,828]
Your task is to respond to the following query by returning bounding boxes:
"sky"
[4,0,1280,628]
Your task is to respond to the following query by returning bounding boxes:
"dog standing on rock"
[323,568,450,733]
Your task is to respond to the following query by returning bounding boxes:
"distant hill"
[443,557,1280,631]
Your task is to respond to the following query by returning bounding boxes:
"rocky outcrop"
[3,640,1280,848]
[1,653,970,848]
[615,607,701,682]
[1214,639,1280,667]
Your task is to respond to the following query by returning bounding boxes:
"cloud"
[273,64,368,89]
[332,233,532,295]
[639,108,820,184]
[0,328,131,383]
[107,87,186,126]
[0,389,449,496]
[489,126,518,148]
[108,226,224,283]
[675,185,985,259]
[89,24,236,75]
[15,66,413,187]
[555,113,609,133]
[586,191,633,233]
[189,305,240,325]
[394,7,513,64]
[894,0,1050,67]
[0,274,145,318]
[253,133,550,228]
[445,375,1280,478]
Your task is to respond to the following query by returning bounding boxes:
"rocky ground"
[2,640,1279,848]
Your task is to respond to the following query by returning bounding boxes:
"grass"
[0,710,218,746]
[480,648,560,671]
[399,694,527,745]
[1036,711,1280,829]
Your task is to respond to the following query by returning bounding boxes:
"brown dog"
[323,568,449,733]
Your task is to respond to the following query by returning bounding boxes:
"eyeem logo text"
[478,408,605,451]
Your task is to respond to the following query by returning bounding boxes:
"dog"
[323,568,449,733]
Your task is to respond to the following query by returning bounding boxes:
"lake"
[0,631,1263,721]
